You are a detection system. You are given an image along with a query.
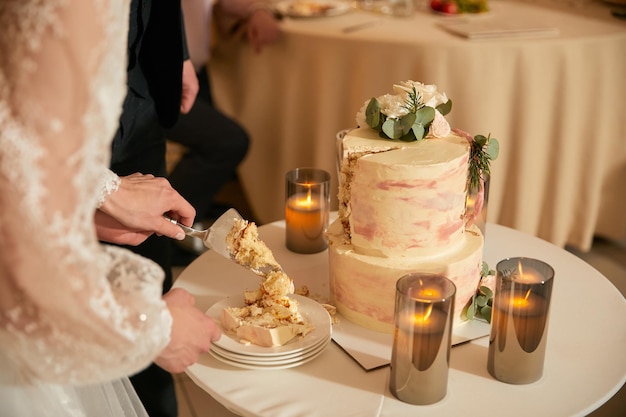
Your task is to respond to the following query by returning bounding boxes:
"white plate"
[207,294,332,356]
[208,339,331,370]
[275,0,352,18]
[210,333,330,362]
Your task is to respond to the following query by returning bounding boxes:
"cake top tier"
[341,127,469,167]
[354,80,499,193]
[338,128,470,257]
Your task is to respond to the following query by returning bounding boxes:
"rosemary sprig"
[402,87,424,114]
[468,133,499,193]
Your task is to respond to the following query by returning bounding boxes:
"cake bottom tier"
[327,220,484,333]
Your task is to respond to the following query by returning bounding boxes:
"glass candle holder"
[390,273,456,405]
[285,168,330,254]
[488,257,555,384]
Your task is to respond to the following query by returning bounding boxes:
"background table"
[209,0,626,251]
[173,220,626,417]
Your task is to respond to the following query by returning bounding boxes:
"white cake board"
[331,314,491,371]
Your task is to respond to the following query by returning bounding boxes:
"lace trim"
[97,169,122,208]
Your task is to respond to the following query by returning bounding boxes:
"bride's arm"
[0,0,174,385]
[96,171,196,246]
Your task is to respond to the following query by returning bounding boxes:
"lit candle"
[285,168,330,254]
[498,289,548,352]
[410,305,447,371]
[390,273,455,405]
[414,287,442,299]
[488,257,554,384]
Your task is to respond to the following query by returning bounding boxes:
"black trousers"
[110,90,177,417]
[167,67,249,220]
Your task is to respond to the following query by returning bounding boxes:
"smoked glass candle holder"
[285,168,330,254]
[390,273,456,405]
[488,257,555,384]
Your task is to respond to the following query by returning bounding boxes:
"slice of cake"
[222,219,312,346]
[226,218,282,275]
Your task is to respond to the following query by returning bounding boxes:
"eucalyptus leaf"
[411,123,425,141]
[486,138,500,160]
[466,303,476,320]
[436,99,452,116]
[476,295,488,307]
[480,305,492,323]
[382,119,404,140]
[414,106,435,126]
[399,113,416,134]
[479,286,493,298]
[365,98,380,129]
[481,262,490,276]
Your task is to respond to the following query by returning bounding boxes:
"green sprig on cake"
[468,133,499,193]
[462,262,495,323]
[360,81,452,142]
[358,81,499,194]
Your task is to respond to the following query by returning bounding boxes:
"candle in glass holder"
[488,257,555,384]
[390,273,456,405]
[285,168,330,254]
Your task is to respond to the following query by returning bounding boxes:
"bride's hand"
[155,288,221,373]
[97,173,195,243]
[94,210,153,245]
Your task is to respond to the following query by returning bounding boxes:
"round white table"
[173,220,626,417]
[209,0,626,251]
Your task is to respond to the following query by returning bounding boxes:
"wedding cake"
[328,81,497,333]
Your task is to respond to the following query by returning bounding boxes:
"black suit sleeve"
[140,0,184,128]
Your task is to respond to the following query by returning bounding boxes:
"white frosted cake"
[328,81,497,333]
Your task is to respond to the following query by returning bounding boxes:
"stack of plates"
[206,294,332,370]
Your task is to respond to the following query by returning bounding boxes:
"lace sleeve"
[97,169,122,209]
[0,0,172,386]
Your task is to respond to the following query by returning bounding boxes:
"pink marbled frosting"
[330,128,484,331]
[328,220,484,332]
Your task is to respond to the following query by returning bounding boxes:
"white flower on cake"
[356,81,452,141]
[394,81,449,108]
[429,110,452,138]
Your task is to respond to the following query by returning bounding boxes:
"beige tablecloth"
[209,0,626,251]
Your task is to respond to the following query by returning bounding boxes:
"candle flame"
[414,304,433,324]
[512,289,532,307]
[294,186,314,209]
[419,288,441,298]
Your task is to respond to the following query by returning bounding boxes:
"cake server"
[166,208,281,277]
[166,207,242,261]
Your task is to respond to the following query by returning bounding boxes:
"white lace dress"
[0,1,172,416]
